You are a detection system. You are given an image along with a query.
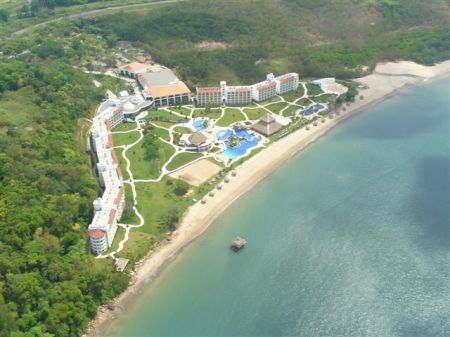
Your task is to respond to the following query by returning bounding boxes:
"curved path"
[99,83,330,258]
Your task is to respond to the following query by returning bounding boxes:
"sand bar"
[84,60,450,336]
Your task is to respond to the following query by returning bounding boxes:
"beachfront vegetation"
[0,0,449,335]
[0,60,129,336]
[75,0,450,85]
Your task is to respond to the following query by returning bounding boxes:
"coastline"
[84,60,450,337]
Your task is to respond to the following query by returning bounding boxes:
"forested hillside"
[81,0,450,85]
[0,60,129,337]
[0,0,448,336]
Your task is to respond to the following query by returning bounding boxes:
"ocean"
[109,77,450,337]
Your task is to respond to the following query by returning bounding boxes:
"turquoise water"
[221,129,259,160]
[109,77,450,337]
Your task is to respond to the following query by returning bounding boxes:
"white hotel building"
[88,106,126,255]
[195,72,299,107]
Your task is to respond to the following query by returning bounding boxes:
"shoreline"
[84,60,450,337]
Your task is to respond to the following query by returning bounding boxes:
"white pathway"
[98,82,333,258]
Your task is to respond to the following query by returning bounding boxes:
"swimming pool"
[193,119,209,131]
[304,104,325,116]
[217,128,260,160]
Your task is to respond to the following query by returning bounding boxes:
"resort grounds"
[85,60,450,336]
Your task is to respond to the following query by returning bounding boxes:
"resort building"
[196,72,299,107]
[118,62,150,78]
[275,73,299,95]
[196,87,223,107]
[251,113,284,137]
[137,68,191,107]
[88,105,126,255]
[252,74,278,102]
[179,131,213,152]
[225,85,253,106]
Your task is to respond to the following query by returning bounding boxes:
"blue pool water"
[219,128,259,160]
[193,119,209,131]
[304,103,325,116]
[216,129,233,141]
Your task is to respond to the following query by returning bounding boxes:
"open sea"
[109,77,450,337]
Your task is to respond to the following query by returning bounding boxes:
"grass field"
[306,83,324,96]
[243,107,267,120]
[169,106,192,117]
[152,126,171,141]
[313,94,334,103]
[266,102,289,114]
[114,123,137,132]
[282,105,301,117]
[134,177,192,235]
[112,131,141,147]
[192,109,222,120]
[127,139,175,180]
[282,87,305,103]
[148,109,187,121]
[0,87,42,126]
[297,98,314,107]
[216,108,246,127]
[166,152,203,171]
[115,148,130,181]
[173,126,192,134]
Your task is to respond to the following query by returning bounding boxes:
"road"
[12,0,186,36]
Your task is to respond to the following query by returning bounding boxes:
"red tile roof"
[89,229,105,239]
[256,82,276,91]
[119,62,149,73]
[107,134,114,149]
[114,186,124,206]
[115,167,123,179]
[108,209,116,226]
[197,87,221,94]
[112,106,123,116]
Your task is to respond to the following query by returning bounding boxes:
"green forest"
[0,0,449,336]
[0,60,129,336]
[79,0,450,85]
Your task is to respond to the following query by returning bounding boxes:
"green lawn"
[265,102,289,114]
[151,121,178,128]
[0,87,42,126]
[215,108,246,127]
[121,183,139,224]
[282,86,305,103]
[173,126,192,134]
[166,152,203,171]
[115,148,130,181]
[152,126,171,141]
[282,105,301,117]
[107,226,126,254]
[112,131,141,147]
[243,107,268,120]
[127,139,175,180]
[114,123,137,132]
[148,109,187,121]
[134,177,192,235]
[192,108,222,120]
[306,83,324,96]
[297,98,314,107]
[312,94,334,103]
[168,106,192,117]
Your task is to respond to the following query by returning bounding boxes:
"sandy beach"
[84,60,450,337]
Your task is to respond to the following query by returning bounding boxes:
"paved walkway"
[98,82,331,258]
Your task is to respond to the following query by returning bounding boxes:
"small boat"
[231,236,247,252]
